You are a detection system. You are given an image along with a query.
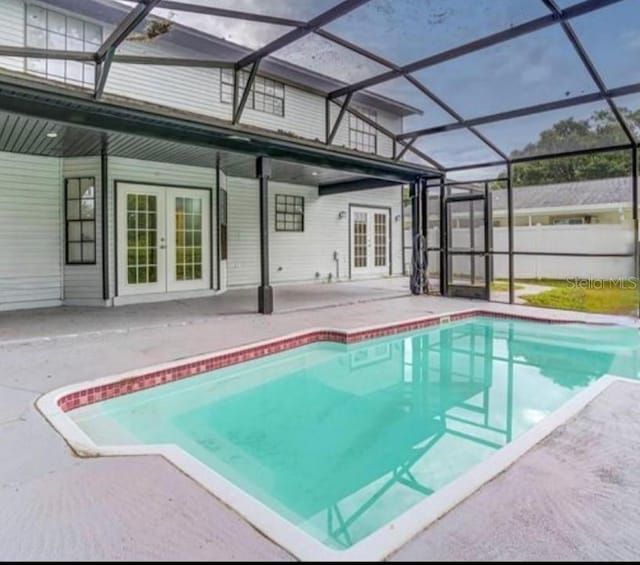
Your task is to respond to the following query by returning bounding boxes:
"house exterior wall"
[226,178,403,287]
[0,151,62,310]
[0,1,405,153]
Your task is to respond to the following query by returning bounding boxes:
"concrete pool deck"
[1,282,639,560]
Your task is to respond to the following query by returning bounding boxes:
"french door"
[350,207,390,277]
[117,183,210,296]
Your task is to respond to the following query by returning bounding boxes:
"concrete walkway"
[1,289,638,560]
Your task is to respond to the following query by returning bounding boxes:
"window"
[25,4,102,88]
[552,216,591,225]
[65,177,96,264]
[220,69,285,117]
[348,107,377,154]
[219,188,228,260]
[275,195,304,232]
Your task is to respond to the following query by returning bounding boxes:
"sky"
[116,0,640,170]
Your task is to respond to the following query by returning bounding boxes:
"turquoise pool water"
[71,317,640,550]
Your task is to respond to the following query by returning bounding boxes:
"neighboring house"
[0,0,430,311]
[490,177,633,227]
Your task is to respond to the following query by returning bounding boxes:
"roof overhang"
[0,71,437,183]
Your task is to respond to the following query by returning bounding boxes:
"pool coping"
[36,308,633,561]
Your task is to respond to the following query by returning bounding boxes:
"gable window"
[25,4,102,88]
[348,108,377,154]
[220,69,285,117]
[65,177,96,264]
[275,194,304,232]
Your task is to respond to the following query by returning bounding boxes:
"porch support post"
[409,178,422,295]
[632,145,638,318]
[256,156,273,314]
[507,161,515,304]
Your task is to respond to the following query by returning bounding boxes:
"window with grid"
[220,69,285,117]
[275,195,304,232]
[65,177,96,264]
[348,108,377,154]
[25,4,102,88]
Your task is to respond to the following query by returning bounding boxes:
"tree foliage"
[495,108,639,187]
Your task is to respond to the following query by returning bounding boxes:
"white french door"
[117,184,210,296]
[350,207,390,277]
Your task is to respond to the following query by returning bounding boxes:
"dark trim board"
[347,203,393,280]
[101,148,109,300]
[215,156,221,292]
[113,180,214,298]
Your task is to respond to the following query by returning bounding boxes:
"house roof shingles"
[490,177,632,212]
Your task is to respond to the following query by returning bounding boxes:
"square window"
[68,242,82,262]
[85,22,102,45]
[68,222,81,241]
[81,221,94,241]
[47,11,66,34]
[27,5,46,28]
[275,195,304,232]
[26,6,102,88]
[26,26,46,48]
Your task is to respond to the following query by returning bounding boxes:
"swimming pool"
[39,312,640,560]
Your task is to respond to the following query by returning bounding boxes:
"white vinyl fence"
[410,224,635,280]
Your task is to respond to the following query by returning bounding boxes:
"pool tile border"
[57,308,602,413]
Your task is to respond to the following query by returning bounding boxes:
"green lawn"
[518,279,638,315]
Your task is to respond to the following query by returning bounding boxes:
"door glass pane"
[353,212,368,268]
[374,213,387,267]
[127,193,158,285]
[175,196,204,281]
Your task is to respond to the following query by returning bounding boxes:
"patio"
[1,291,639,560]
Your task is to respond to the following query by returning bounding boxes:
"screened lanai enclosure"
[1,0,639,315]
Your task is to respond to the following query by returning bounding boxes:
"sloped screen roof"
[24,0,640,172]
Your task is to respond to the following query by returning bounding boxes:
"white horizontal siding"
[0,151,62,309]
[105,35,227,120]
[240,85,325,142]
[226,177,402,287]
[62,157,103,304]
[106,157,217,297]
[0,0,25,73]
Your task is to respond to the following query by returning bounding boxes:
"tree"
[493,107,639,187]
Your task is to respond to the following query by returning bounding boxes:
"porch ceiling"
[0,109,371,186]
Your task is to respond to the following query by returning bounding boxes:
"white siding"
[106,157,217,297]
[0,151,62,310]
[105,39,228,120]
[62,157,103,304]
[227,177,402,287]
[240,85,325,142]
[0,0,25,74]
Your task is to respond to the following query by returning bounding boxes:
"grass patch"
[491,281,524,291]
[520,279,638,315]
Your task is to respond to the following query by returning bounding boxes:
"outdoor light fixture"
[338,211,346,219]
[395,214,401,222]
[46,132,58,138]
[311,171,318,176]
